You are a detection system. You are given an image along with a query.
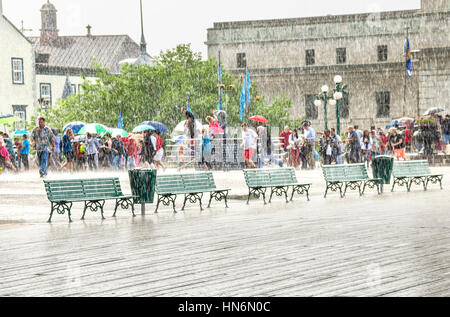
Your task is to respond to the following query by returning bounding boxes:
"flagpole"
[218,50,221,111]
[403,26,409,117]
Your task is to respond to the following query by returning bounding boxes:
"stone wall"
[206,1,449,131]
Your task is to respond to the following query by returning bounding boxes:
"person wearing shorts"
[241,123,257,169]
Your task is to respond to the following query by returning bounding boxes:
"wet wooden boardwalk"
[1,185,450,297]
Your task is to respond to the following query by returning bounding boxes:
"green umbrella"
[105,128,129,138]
[78,123,108,135]
[0,114,21,125]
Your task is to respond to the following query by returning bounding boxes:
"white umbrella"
[173,120,203,133]
[423,107,445,116]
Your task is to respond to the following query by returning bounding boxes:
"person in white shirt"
[288,129,301,168]
[241,123,257,169]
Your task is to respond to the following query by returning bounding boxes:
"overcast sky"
[2,0,421,59]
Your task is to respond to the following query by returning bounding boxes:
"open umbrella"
[249,115,268,123]
[132,124,156,133]
[12,130,30,137]
[173,120,203,133]
[204,124,224,135]
[105,128,129,138]
[63,121,86,134]
[78,123,108,135]
[141,121,168,133]
[397,117,414,124]
[423,107,445,116]
[0,114,21,125]
[171,135,186,144]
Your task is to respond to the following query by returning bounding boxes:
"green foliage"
[33,44,297,133]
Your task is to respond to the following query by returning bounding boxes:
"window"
[13,105,27,131]
[71,84,77,95]
[336,48,346,64]
[306,49,315,66]
[237,53,246,68]
[378,45,388,62]
[340,93,350,119]
[11,58,24,84]
[40,83,52,109]
[376,92,390,118]
[78,84,83,94]
[305,95,318,119]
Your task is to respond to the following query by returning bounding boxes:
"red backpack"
[156,135,163,151]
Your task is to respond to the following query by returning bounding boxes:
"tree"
[32,44,300,133]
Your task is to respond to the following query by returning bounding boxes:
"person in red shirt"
[126,138,137,169]
[379,131,389,155]
[404,125,412,153]
[279,126,291,164]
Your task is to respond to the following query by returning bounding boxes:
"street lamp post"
[314,85,335,131]
[333,75,348,137]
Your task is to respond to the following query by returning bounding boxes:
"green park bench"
[155,172,230,213]
[322,164,383,198]
[391,160,444,192]
[44,178,137,223]
[243,168,311,205]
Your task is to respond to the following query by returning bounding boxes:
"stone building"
[206,0,450,131]
[0,1,36,130]
[31,0,143,113]
[0,0,145,130]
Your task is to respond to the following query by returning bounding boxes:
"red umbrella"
[249,115,268,123]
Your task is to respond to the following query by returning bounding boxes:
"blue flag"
[245,68,251,112]
[218,63,223,111]
[240,81,245,122]
[404,37,413,78]
[118,112,124,129]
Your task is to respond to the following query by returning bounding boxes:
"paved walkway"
[0,167,449,296]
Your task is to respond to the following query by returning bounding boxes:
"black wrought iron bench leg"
[208,191,229,208]
[48,202,73,223]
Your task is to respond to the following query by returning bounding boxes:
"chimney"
[86,25,92,37]
[40,1,59,45]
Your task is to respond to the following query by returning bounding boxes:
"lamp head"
[334,92,343,100]
[329,99,337,106]
[334,75,342,84]
[314,99,322,107]
[321,85,329,93]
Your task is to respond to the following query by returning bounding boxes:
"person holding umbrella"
[0,136,17,173]
[61,128,74,173]
[31,117,55,178]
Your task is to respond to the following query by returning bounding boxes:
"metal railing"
[164,136,285,171]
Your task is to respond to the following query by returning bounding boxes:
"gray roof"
[30,35,143,74]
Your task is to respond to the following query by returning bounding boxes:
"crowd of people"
[0,117,167,177]
[1,113,449,175]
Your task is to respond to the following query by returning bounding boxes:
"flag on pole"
[240,81,245,122]
[118,112,124,129]
[404,37,413,78]
[245,68,251,112]
[218,63,223,111]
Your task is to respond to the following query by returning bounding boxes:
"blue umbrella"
[171,135,185,144]
[63,121,86,134]
[12,130,30,137]
[141,121,168,133]
[132,124,156,133]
